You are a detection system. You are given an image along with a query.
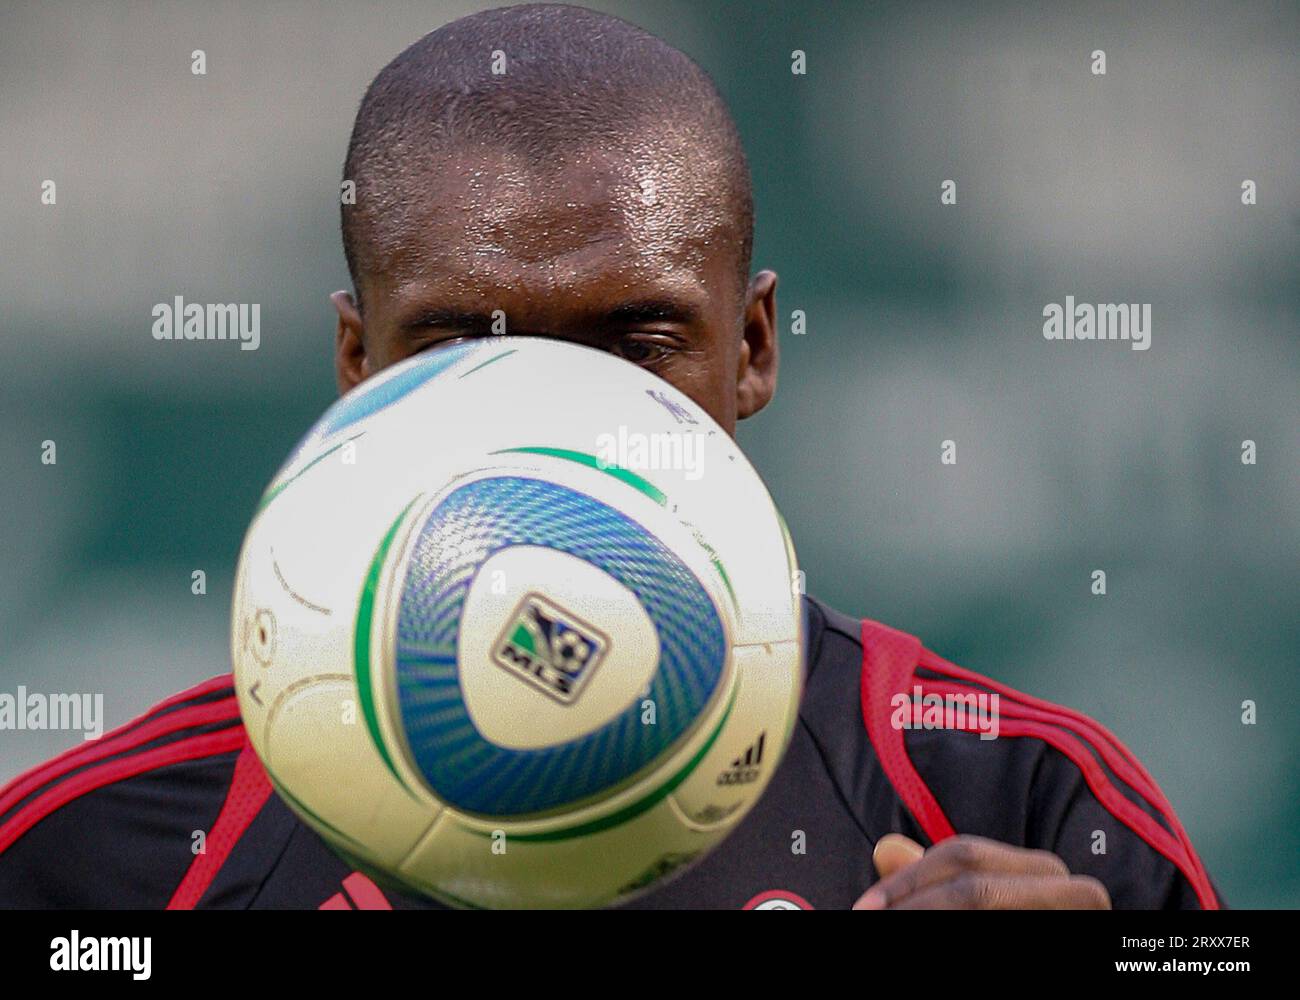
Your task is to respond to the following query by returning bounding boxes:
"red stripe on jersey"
[0,675,236,808]
[167,737,273,910]
[918,651,1178,822]
[0,695,240,819]
[1000,718,1217,908]
[900,702,1219,910]
[918,678,1175,830]
[0,727,246,855]
[860,620,1218,909]
[916,653,1216,900]
[859,619,957,843]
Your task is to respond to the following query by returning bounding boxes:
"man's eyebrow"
[398,308,495,333]
[603,299,702,325]
[397,299,704,334]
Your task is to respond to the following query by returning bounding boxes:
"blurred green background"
[1,1,1296,906]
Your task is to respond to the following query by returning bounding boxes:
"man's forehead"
[378,251,713,330]
[371,143,730,293]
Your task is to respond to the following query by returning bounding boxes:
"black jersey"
[0,596,1219,909]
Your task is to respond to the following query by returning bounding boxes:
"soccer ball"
[231,336,803,908]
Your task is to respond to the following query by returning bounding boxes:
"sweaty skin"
[335,145,775,436]
[330,143,1111,910]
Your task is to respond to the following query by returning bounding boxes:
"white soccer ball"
[230,336,803,908]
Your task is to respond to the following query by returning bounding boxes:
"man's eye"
[613,338,673,366]
[414,334,477,354]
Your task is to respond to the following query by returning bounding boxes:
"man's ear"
[331,290,370,395]
[736,269,779,421]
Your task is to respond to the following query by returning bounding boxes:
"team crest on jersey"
[742,889,814,910]
[492,593,609,704]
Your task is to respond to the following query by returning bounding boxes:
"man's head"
[333,3,777,434]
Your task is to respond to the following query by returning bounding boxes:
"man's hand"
[853,834,1111,909]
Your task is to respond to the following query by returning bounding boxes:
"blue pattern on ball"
[316,341,475,439]
[394,475,728,816]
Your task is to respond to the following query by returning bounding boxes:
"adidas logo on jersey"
[717,732,765,785]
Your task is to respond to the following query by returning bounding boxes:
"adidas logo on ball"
[717,732,766,785]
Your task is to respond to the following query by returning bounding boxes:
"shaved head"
[340,3,754,310]
[332,3,779,437]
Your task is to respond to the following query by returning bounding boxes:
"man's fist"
[853,834,1111,909]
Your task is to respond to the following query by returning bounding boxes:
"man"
[0,4,1217,910]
